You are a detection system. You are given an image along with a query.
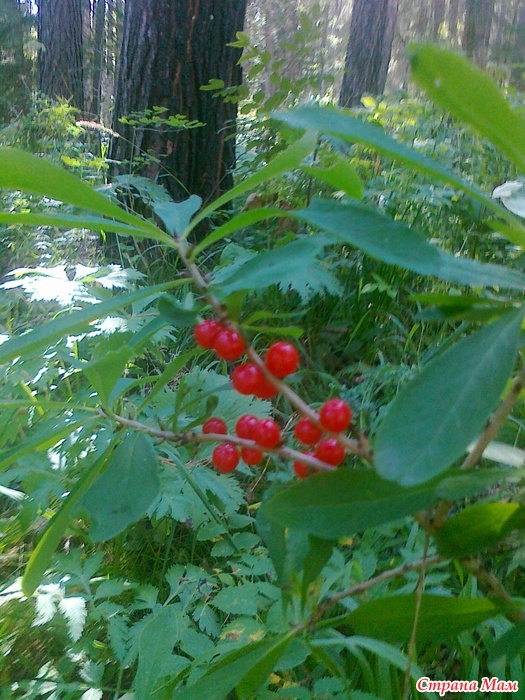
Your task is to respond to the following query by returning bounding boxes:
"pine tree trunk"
[38,0,85,110]
[339,0,398,108]
[463,0,495,66]
[110,0,247,208]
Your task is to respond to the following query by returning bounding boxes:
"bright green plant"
[1,45,525,698]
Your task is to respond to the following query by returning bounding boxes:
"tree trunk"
[463,0,495,66]
[89,0,106,120]
[110,0,247,209]
[432,0,446,39]
[0,0,32,123]
[37,0,85,110]
[339,0,398,108]
[447,0,464,47]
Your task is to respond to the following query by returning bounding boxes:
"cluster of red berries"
[194,319,353,477]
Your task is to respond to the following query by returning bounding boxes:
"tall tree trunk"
[37,0,84,110]
[447,0,464,47]
[432,0,446,39]
[339,0,398,108]
[110,0,247,208]
[0,0,32,123]
[463,0,495,66]
[89,0,106,119]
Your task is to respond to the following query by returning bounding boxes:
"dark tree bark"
[339,0,398,108]
[463,0,495,66]
[37,0,84,110]
[0,0,33,123]
[89,0,106,119]
[110,0,247,208]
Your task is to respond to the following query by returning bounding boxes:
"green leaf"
[408,44,525,172]
[0,415,98,473]
[212,235,342,301]
[374,309,524,485]
[212,585,258,616]
[301,536,334,608]
[0,147,161,235]
[293,200,525,291]
[153,195,202,237]
[302,157,364,199]
[435,502,525,558]
[135,604,190,699]
[260,467,520,539]
[0,211,176,246]
[80,433,160,542]
[22,443,116,595]
[190,207,285,260]
[343,595,508,645]
[171,633,296,700]
[489,621,525,662]
[0,280,179,365]
[138,349,200,410]
[273,107,525,239]
[157,296,199,327]
[185,131,318,237]
[82,346,135,407]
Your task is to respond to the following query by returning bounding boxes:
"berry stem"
[98,408,337,472]
[177,239,372,462]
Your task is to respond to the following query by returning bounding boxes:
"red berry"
[235,414,259,440]
[232,363,265,395]
[314,438,346,466]
[202,417,227,435]
[253,418,282,448]
[253,376,278,399]
[212,443,240,473]
[194,319,222,349]
[241,447,264,466]
[265,341,300,378]
[294,417,323,445]
[319,398,352,433]
[214,328,246,362]
[293,452,315,478]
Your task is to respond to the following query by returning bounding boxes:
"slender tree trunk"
[89,0,106,119]
[37,0,84,110]
[339,0,398,108]
[110,0,247,208]
[463,0,495,66]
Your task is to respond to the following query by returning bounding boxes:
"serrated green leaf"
[343,595,508,645]
[435,502,525,558]
[0,147,160,234]
[0,281,179,365]
[261,467,524,539]
[157,296,199,327]
[153,196,202,237]
[80,433,160,542]
[272,107,525,241]
[82,346,135,407]
[374,309,524,485]
[293,200,525,290]
[171,632,295,700]
[22,443,116,595]
[408,44,525,172]
[212,235,341,301]
[135,604,190,699]
[302,157,363,199]
[211,584,259,616]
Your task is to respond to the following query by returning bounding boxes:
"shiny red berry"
[254,418,282,448]
[294,417,323,445]
[214,328,245,362]
[202,417,227,435]
[232,363,265,395]
[241,447,264,466]
[253,376,278,399]
[314,438,346,466]
[235,414,259,440]
[319,398,352,433]
[293,452,315,478]
[194,319,222,349]
[265,341,300,378]
[212,443,240,473]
